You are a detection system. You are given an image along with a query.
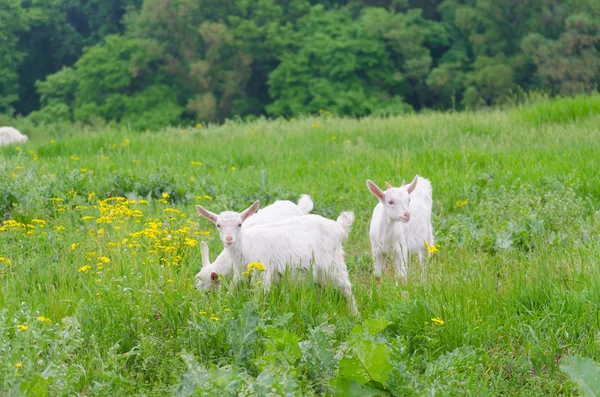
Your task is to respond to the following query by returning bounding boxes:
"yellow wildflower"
[210,315,220,321]
[50,198,64,202]
[199,311,207,315]
[78,265,91,273]
[37,316,51,323]
[50,139,56,144]
[231,166,237,171]
[70,155,80,161]
[424,241,439,254]
[0,257,13,265]
[456,200,468,207]
[204,195,212,200]
[81,216,94,221]
[16,362,23,368]
[16,147,21,151]
[162,193,170,199]
[312,122,319,128]
[16,325,28,331]
[96,278,102,283]
[191,161,203,166]
[15,166,24,170]
[195,123,203,129]
[225,308,231,312]
[71,243,79,251]
[11,173,17,178]
[183,238,197,247]
[164,208,180,214]
[247,262,266,272]
[98,256,110,263]
[331,136,337,140]
[167,279,174,283]
[432,317,445,326]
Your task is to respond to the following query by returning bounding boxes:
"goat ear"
[200,241,210,268]
[196,205,218,223]
[241,200,260,222]
[384,181,392,190]
[407,175,419,194]
[366,180,385,202]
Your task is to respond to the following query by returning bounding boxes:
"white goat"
[367,175,434,282]
[195,195,314,290]
[0,127,28,146]
[196,201,358,314]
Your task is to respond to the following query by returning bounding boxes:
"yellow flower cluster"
[424,241,440,254]
[242,262,266,276]
[431,317,445,326]
[37,316,52,323]
[456,200,468,207]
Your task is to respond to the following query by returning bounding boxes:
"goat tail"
[297,194,314,215]
[336,211,355,236]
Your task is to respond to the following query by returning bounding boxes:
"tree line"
[1,0,599,129]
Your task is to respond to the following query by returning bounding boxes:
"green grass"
[2,95,600,396]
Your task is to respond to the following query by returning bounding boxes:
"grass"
[1,94,600,396]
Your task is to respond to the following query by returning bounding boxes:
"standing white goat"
[366,175,434,282]
[196,201,358,313]
[0,127,28,146]
[195,195,314,290]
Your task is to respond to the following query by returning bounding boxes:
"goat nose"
[404,212,410,218]
[225,236,233,242]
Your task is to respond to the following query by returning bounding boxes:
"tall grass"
[1,95,600,396]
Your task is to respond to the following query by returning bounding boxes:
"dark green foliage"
[2,0,600,123]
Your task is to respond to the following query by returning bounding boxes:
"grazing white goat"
[195,195,314,290]
[196,201,358,314]
[367,175,434,282]
[0,127,28,146]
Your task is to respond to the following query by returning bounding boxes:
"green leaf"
[339,339,393,385]
[331,377,391,397]
[20,375,52,397]
[363,318,392,336]
[354,339,393,385]
[339,355,372,385]
[560,355,600,397]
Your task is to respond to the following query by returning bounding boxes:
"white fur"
[195,195,313,289]
[0,127,28,146]
[367,175,434,282]
[196,201,358,314]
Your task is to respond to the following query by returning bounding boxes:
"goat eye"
[216,224,221,229]
[237,223,242,228]
[388,200,394,205]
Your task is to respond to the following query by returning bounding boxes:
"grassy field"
[2,95,600,396]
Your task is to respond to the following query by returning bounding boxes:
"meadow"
[2,95,600,396]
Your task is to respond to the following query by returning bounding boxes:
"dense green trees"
[1,0,599,127]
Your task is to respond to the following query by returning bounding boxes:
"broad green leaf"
[363,318,392,336]
[560,355,600,397]
[331,377,391,397]
[20,376,51,397]
[339,339,393,385]
[339,355,372,385]
[354,339,393,385]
